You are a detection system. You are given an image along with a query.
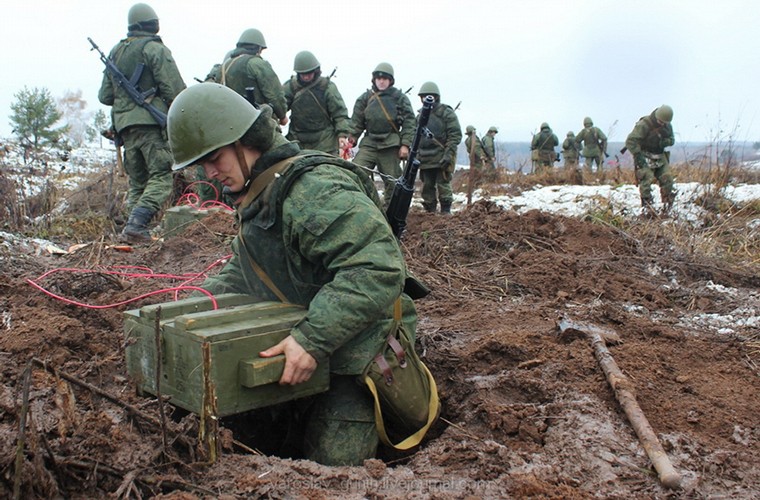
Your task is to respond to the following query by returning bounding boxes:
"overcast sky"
[1,0,758,145]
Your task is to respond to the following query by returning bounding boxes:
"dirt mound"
[1,202,758,498]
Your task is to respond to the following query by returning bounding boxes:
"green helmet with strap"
[128,3,158,25]
[466,125,476,134]
[567,131,575,137]
[654,104,673,123]
[488,126,498,133]
[294,50,320,73]
[373,62,394,78]
[541,122,550,130]
[168,83,260,171]
[583,116,593,126]
[418,81,440,96]
[237,28,267,48]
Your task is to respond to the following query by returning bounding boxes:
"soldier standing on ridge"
[575,116,607,174]
[625,105,676,216]
[283,51,350,155]
[562,131,582,183]
[482,126,498,168]
[415,82,462,214]
[530,122,559,174]
[348,63,416,208]
[98,2,186,242]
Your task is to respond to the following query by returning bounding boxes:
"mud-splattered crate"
[124,294,329,417]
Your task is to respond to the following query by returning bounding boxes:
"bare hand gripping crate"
[124,294,329,417]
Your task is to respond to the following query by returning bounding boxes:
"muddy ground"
[1,178,759,499]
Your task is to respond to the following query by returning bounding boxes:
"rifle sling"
[368,92,399,134]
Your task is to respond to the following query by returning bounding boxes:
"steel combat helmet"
[488,126,499,134]
[293,51,320,73]
[128,3,158,25]
[654,105,673,123]
[237,28,267,48]
[583,117,593,127]
[466,125,476,134]
[418,81,440,96]
[168,83,260,171]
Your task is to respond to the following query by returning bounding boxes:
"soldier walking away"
[482,126,498,168]
[283,51,350,155]
[348,62,416,208]
[98,3,186,242]
[575,116,608,175]
[415,82,462,214]
[530,122,559,174]
[218,28,288,125]
[167,83,421,465]
[625,105,676,216]
[562,131,583,184]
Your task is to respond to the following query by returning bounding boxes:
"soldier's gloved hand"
[634,153,647,169]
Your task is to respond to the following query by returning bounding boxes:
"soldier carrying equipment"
[88,37,167,128]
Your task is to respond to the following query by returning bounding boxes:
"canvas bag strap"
[363,297,440,451]
[238,234,289,303]
[369,92,399,134]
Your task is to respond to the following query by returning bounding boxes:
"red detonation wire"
[177,181,234,212]
[26,255,232,310]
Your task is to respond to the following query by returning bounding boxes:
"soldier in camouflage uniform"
[575,117,607,174]
[530,122,558,173]
[283,51,350,155]
[167,83,419,466]
[464,126,487,169]
[98,3,186,242]
[348,63,416,207]
[625,105,676,215]
[415,82,462,214]
[482,126,498,168]
[218,29,288,125]
[562,131,582,184]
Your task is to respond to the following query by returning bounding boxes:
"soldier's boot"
[640,198,657,219]
[422,201,437,213]
[119,206,155,243]
[661,190,677,215]
[440,201,452,215]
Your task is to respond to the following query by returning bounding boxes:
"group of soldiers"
[98,3,677,243]
[528,109,676,214]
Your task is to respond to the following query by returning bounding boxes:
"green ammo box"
[124,294,329,417]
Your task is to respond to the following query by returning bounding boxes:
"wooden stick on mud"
[557,319,682,490]
[13,362,33,500]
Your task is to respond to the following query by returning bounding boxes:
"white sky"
[1,0,759,144]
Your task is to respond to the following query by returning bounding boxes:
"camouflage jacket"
[349,87,416,149]
[562,137,580,160]
[625,112,675,156]
[575,126,608,157]
[531,128,558,152]
[98,31,186,132]
[465,134,487,168]
[481,134,496,160]
[417,102,462,170]
[221,49,288,120]
[283,75,350,153]
[199,142,417,375]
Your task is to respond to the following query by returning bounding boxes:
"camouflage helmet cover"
[128,3,158,25]
[168,83,260,171]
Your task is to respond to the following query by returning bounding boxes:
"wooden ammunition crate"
[124,294,329,417]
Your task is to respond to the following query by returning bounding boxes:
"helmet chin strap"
[234,140,251,184]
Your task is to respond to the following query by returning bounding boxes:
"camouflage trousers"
[420,167,453,209]
[636,158,675,205]
[121,125,174,213]
[583,154,604,173]
[353,143,402,208]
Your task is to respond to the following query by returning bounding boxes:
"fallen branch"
[557,319,681,490]
[13,362,33,500]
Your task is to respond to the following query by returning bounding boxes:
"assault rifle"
[386,95,435,239]
[88,37,167,128]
